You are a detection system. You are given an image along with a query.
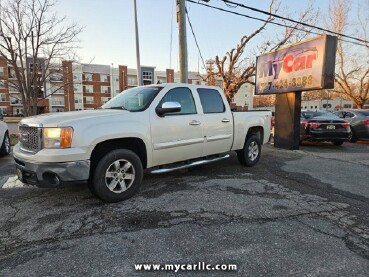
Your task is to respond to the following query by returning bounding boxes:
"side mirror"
[156,101,181,117]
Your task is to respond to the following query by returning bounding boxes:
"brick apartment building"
[1,56,204,115]
[0,56,256,115]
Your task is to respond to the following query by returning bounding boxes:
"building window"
[52,100,64,106]
[8,68,15,79]
[343,104,352,108]
[84,85,93,93]
[10,97,22,105]
[73,84,82,93]
[74,97,82,104]
[142,71,152,81]
[100,74,109,82]
[101,86,110,93]
[0,67,4,76]
[52,108,65,113]
[84,96,94,104]
[0,106,7,115]
[128,76,137,86]
[0,94,6,102]
[14,108,24,115]
[101,97,110,104]
[84,73,93,81]
[0,80,5,88]
[73,73,82,82]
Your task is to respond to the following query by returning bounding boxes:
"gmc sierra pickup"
[13,84,271,202]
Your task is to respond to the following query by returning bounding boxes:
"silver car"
[334,110,369,142]
[0,115,11,156]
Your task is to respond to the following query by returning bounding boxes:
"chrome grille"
[19,126,41,152]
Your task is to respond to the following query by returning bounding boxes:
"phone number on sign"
[259,75,313,92]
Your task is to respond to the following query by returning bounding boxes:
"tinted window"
[302,111,337,119]
[197,88,225,113]
[159,87,196,115]
[357,111,369,116]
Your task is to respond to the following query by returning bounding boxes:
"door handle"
[221,118,230,123]
[189,120,201,126]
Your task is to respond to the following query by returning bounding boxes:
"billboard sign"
[255,35,337,95]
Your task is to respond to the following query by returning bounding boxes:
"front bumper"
[14,157,90,187]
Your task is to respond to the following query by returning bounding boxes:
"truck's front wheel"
[237,135,261,167]
[91,149,143,203]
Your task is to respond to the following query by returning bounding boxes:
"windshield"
[102,86,163,111]
[302,111,338,119]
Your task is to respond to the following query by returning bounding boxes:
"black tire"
[90,149,143,203]
[349,128,358,143]
[237,135,261,167]
[0,132,10,156]
[332,141,344,146]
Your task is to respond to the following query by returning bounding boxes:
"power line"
[222,0,369,45]
[185,7,206,71]
[185,0,368,48]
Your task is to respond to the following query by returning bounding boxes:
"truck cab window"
[197,88,225,113]
[159,87,196,115]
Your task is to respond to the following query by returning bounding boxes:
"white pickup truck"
[13,84,271,202]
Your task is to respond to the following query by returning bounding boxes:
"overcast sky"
[55,0,361,72]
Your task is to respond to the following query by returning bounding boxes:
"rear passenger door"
[197,88,233,156]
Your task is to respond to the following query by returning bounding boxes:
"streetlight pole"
[133,0,141,86]
[177,0,188,83]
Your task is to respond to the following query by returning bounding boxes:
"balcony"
[51,101,65,106]
[49,76,63,83]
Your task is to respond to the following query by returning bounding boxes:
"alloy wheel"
[104,159,135,193]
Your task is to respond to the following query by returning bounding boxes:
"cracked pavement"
[0,142,369,276]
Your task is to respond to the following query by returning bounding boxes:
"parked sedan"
[300,110,351,146]
[334,109,369,142]
[0,117,11,156]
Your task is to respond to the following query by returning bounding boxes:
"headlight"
[43,127,73,148]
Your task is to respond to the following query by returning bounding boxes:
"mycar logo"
[255,35,337,95]
[259,48,318,80]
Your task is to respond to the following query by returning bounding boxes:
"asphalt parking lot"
[0,141,369,276]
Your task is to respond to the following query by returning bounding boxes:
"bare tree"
[0,0,83,116]
[326,0,369,108]
[202,0,319,103]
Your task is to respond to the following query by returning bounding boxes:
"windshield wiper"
[105,106,127,110]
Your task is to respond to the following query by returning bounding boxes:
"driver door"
[150,87,204,166]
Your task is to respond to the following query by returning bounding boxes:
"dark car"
[334,109,369,142]
[300,110,351,146]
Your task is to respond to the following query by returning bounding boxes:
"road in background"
[6,123,18,135]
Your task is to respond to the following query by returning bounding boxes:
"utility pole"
[177,0,188,83]
[133,0,141,86]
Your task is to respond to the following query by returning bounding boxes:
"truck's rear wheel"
[237,135,261,167]
[90,149,143,203]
